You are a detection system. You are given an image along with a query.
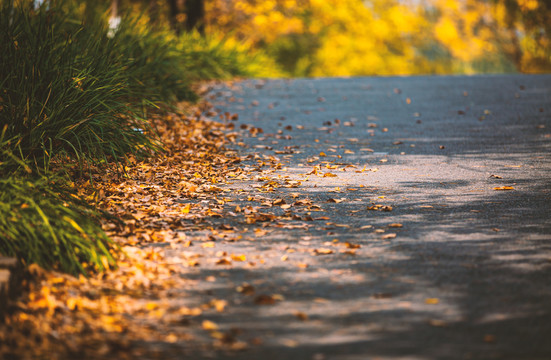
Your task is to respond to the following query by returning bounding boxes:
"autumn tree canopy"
[92,0,550,76]
[203,0,550,76]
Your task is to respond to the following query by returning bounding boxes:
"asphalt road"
[173,75,551,360]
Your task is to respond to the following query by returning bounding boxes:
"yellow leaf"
[210,299,228,312]
[231,254,247,262]
[62,216,85,234]
[425,298,440,305]
[314,248,334,255]
[494,186,514,191]
[202,320,219,331]
[389,223,403,228]
[187,259,200,267]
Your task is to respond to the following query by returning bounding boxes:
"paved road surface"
[173,75,551,360]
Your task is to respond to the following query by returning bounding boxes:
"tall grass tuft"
[0,0,163,173]
[0,175,116,274]
[0,136,116,274]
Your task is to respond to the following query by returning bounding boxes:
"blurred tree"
[185,0,205,33]
[167,0,204,34]
[425,0,549,73]
[492,0,551,72]
[80,0,550,75]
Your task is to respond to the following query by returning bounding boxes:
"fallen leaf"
[294,312,308,321]
[367,205,393,212]
[231,254,246,262]
[210,299,228,312]
[254,294,276,305]
[281,339,299,348]
[215,258,232,265]
[343,242,361,249]
[314,248,334,255]
[187,259,200,267]
[483,334,496,343]
[236,283,255,295]
[428,319,447,327]
[494,186,514,190]
[202,320,219,331]
[388,223,403,228]
[425,298,440,305]
[230,341,248,351]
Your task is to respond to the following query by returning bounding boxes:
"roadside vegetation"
[206,0,551,76]
[0,0,279,275]
[2,0,549,276]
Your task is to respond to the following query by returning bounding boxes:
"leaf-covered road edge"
[0,89,264,359]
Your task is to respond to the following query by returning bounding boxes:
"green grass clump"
[0,1,164,172]
[0,173,115,274]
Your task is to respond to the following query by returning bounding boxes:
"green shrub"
[177,31,285,80]
[108,15,198,103]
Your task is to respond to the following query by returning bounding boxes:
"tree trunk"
[167,0,181,34]
[110,0,119,19]
[185,0,205,34]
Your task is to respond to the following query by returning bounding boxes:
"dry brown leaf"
[344,242,361,249]
[236,283,255,295]
[425,298,440,305]
[215,258,232,266]
[254,294,276,305]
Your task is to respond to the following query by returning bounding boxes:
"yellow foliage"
[204,0,549,76]
[518,0,539,11]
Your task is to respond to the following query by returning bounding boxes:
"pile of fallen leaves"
[0,83,405,358]
[0,100,250,359]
